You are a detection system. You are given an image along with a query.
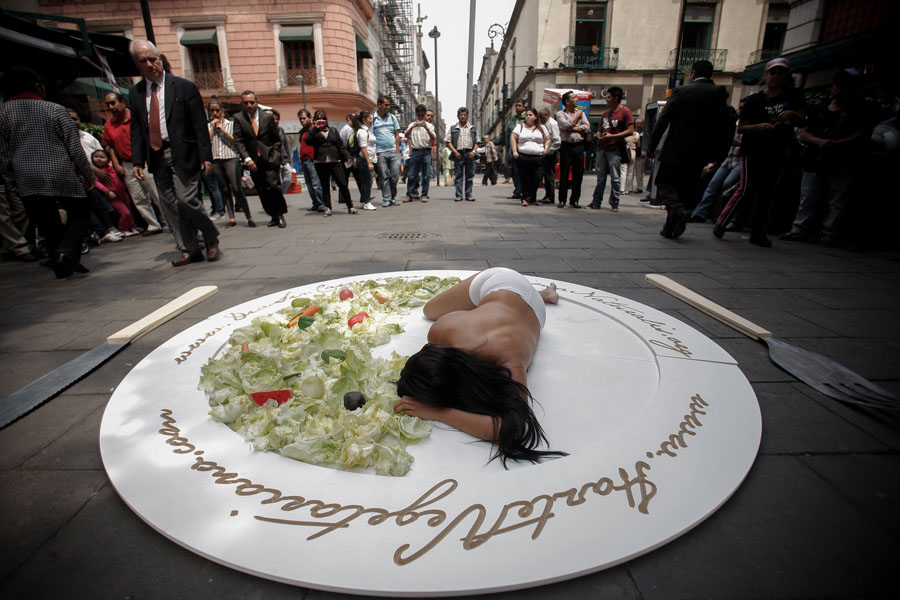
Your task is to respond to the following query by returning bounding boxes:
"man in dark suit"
[232,91,288,227]
[128,39,220,266]
[646,60,732,239]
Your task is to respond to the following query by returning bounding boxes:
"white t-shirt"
[514,124,546,155]
[357,125,377,163]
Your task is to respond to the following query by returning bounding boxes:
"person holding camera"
[304,110,355,216]
[713,57,805,247]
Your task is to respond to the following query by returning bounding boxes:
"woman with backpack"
[305,110,356,216]
[351,111,377,211]
[510,107,551,206]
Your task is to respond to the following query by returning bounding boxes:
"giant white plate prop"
[100,271,761,596]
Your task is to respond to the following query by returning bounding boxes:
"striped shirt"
[208,119,239,160]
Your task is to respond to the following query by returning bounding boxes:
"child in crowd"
[91,149,138,236]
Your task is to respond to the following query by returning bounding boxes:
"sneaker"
[421,196,429,202]
[403,197,412,203]
[323,208,333,217]
[611,205,619,212]
[381,201,391,207]
[455,197,463,202]
[521,200,529,206]
[122,230,141,237]
[391,199,401,206]
[362,202,377,211]
[101,232,123,243]
[348,207,358,214]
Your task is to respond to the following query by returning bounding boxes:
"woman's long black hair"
[397,344,567,467]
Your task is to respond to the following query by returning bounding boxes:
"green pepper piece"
[291,297,311,308]
[297,315,315,330]
[320,349,347,362]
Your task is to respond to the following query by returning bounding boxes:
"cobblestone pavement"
[1,176,898,599]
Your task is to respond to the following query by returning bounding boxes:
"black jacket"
[233,109,284,168]
[129,74,212,179]
[646,78,730,165]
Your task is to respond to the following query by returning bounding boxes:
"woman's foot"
[540,282,559,304]
[247,219,256,227]
[224,219,236,228]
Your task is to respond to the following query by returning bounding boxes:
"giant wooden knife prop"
[0,286,217,429]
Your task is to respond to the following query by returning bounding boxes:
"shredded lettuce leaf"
[199,276,459,476]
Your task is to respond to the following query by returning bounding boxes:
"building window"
[681,3,716,50]
[356,35,372,94]
[762,3,789,54]
[281,26,317,87]
[180,29,224,90]
[575,2,606,49]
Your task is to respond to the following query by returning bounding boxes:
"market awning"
[180,29,217,46]
[356,35,372,59]
[280,26,313,42]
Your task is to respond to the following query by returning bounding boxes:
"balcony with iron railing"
[278,65,318,88]
[186,68,228,91]
[562,46,619,70]
[747,48,781,66]
[667,48,728,71]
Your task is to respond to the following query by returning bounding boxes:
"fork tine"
[822,382,900,411]
[854,379,900,403]
[836,383,900,409]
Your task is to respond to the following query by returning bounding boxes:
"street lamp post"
[294,74,307,111]
[428,26,441,185]
[575,70,584,87]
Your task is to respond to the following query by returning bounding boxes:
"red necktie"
[149,82,162,151]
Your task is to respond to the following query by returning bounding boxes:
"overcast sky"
[414,0,518,119]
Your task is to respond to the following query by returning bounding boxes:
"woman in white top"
[510,108,551,206]
[352,111,377,211]
[208,98,254,227]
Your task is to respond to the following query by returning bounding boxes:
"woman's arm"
[510,130,519,159]
[394,396,498,441]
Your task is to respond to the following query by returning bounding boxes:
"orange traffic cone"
[287,170,303,194]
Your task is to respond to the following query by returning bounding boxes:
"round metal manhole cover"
[378,232,433,240]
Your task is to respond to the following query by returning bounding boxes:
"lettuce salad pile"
[198,276,459,476]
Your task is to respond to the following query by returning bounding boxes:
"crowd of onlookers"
[2,49,899,279]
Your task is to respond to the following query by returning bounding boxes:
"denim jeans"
[792,169,853,236]
[693,161,742,220]
[592,148,622,207]
[356,155,373,205]
[454,153,475,200]
[301,158,324,209]
[203,171,225,215]
[376,150,401,202]
[405,149,431,198]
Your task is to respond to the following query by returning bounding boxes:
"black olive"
[343,391,366,411]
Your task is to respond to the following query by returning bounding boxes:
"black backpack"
[348,130,362,157]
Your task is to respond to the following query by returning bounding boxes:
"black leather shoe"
[671,210,689,239]
[267,218,279,227]
[712,224,725,238]
[59,253,89,273]
[278,215,286,228]
[172,253,204,267]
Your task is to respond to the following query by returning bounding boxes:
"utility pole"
[466,0,476,129]
[415,4,427,100]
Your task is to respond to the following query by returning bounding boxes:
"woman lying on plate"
[395,267,567,466]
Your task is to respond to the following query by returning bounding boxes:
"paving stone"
[0,350,85,398]
[627,455,896,599]
[793,383,900,452]
[487,257,574,272]
[22,403,105,470]
[754,382,888,455]
[0,470,109,582]
[406,259,490,271]
[537,272,643,290]
[699,288,825,311]
[801,453,900,538]
[787,287,900,309]
[475,239,544,249]
[0,394,108,470]
[564,258,653,273]
[771,336,900,381]
[714,339,797,383]
[445,247,520,260]
[0,484,303,600]
[788,308,900,338]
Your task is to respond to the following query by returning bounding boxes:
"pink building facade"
[38,0,379,125]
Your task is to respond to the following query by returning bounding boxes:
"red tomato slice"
[347,312,369,328]
[250,389,292,406]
